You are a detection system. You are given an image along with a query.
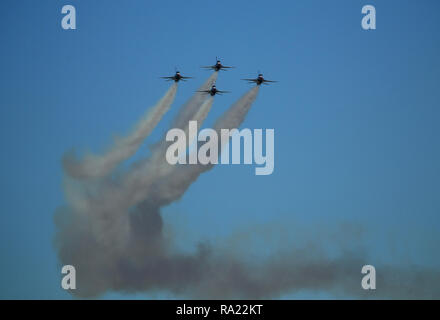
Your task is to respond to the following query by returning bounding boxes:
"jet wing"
[216,90,230,94]
[241,78,258,82]
[263,80,278,83]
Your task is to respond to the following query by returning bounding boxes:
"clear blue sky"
[0,0,439,299]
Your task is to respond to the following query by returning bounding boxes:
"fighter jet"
[201,57,234,71]
[242,73,278,85]
[197,84,230,96]
[161,70,193,82]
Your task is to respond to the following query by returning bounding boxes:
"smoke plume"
[54,77,440,299]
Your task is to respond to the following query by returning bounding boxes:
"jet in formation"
[161,70,193,82]
[201,57,234,72]
[241,72,278,85]
[197,84,230,96]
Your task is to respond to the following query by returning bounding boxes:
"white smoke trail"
[63,83,178,179]
[213,86,260,136]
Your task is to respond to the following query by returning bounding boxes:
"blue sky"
[0,0,439,299]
